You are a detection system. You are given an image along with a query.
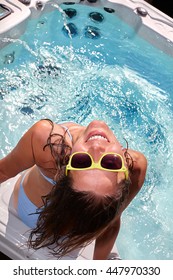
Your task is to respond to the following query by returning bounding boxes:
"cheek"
[106,143,124,155]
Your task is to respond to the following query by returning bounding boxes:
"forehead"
[71,169,119,196]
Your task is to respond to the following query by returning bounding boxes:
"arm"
[0,120,54,183]
[93,217,121,260]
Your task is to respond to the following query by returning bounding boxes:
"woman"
[0,119,147,259]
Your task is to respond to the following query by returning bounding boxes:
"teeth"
[88,135,108,141]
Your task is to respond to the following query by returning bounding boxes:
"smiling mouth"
[86,134,109,142]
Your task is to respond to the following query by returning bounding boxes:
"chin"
[89,120,108,128]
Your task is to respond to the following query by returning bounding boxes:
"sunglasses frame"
[66,152,129,180]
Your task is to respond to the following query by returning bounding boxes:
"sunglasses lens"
[101,154,122,170]
[71,153,92,168]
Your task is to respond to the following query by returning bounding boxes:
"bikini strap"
[37,167,56,185]
[60,125,73,141]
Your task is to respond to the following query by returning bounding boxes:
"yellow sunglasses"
[66,152,129,180]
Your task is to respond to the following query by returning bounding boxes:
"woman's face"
[70,120,127,195]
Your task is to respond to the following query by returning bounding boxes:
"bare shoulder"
[32,120,78,135]
[128,149,147,192]
[129,149,147,170]
[116,150,147,216]
[32,119,54,136]
[28,120,62,165]
[31,119,63,143]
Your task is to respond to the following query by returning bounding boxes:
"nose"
[87,143,105,162]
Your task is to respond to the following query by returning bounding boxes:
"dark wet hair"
[28,175,130,257]
[28,119,132,257]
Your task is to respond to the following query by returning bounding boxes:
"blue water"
[0,3,173,260]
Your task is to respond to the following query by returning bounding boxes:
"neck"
[68,124,85,144]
